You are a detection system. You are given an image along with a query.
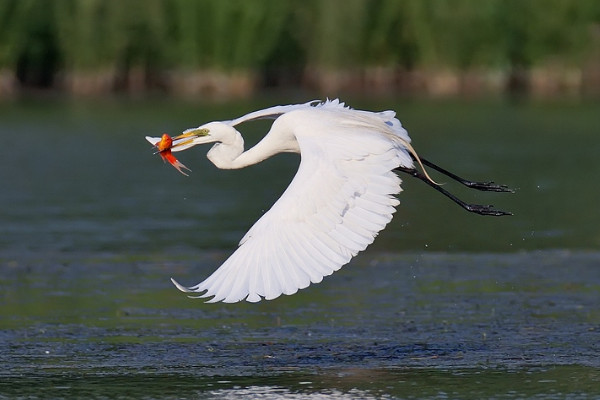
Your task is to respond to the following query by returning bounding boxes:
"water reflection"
[203,386,379,400]
[4,366,599,399]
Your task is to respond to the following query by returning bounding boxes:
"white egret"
[146,99,511,303]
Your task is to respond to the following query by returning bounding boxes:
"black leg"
[414,155,514,193]
[396,166,513,216]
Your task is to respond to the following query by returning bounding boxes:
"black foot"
[464,203,513,216]
[464,180,515,193]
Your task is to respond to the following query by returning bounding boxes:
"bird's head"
[168,122,240,152]
[145,122,244,171]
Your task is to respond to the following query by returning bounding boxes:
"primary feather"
[168,99,415,303]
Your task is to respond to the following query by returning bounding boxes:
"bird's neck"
[208,124,298,170]
[206,130,245,169]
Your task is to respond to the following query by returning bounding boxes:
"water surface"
[1,98,599,398]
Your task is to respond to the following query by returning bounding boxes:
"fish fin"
[161,151,191,176]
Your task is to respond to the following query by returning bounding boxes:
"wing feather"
[287,239,327,283]
[300,226,350,269]
[268,235,292,297]
[277,230,310,291]
[173,104,413,302]
[226,100,320,126]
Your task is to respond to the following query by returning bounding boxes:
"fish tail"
[161,151,191,176]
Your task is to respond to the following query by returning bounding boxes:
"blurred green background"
[1,0,599,98]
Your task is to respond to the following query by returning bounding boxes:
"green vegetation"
[0,0,598,96]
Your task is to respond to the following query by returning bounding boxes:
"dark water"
[1,98,599,398]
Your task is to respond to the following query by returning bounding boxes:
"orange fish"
[154,133,191,176]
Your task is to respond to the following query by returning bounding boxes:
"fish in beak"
[152,133,192,176]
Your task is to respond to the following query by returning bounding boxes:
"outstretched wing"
[173,108,413,303]
[225,100,319,126]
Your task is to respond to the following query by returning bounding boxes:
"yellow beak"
[171,128,210,150]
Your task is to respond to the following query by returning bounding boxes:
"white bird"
[146,99,511,303]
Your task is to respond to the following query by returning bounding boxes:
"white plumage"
[147,99,417,303]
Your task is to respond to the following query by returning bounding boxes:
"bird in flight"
[146,99,512,303]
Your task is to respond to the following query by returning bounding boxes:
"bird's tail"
[401,141,439,185]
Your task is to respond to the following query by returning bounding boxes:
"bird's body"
[146,99,511,303]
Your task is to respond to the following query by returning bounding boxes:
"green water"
[1,97,599,398]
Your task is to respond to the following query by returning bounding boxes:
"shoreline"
[1,65,598,100]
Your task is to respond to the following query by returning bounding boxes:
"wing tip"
[170,277,194,293]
